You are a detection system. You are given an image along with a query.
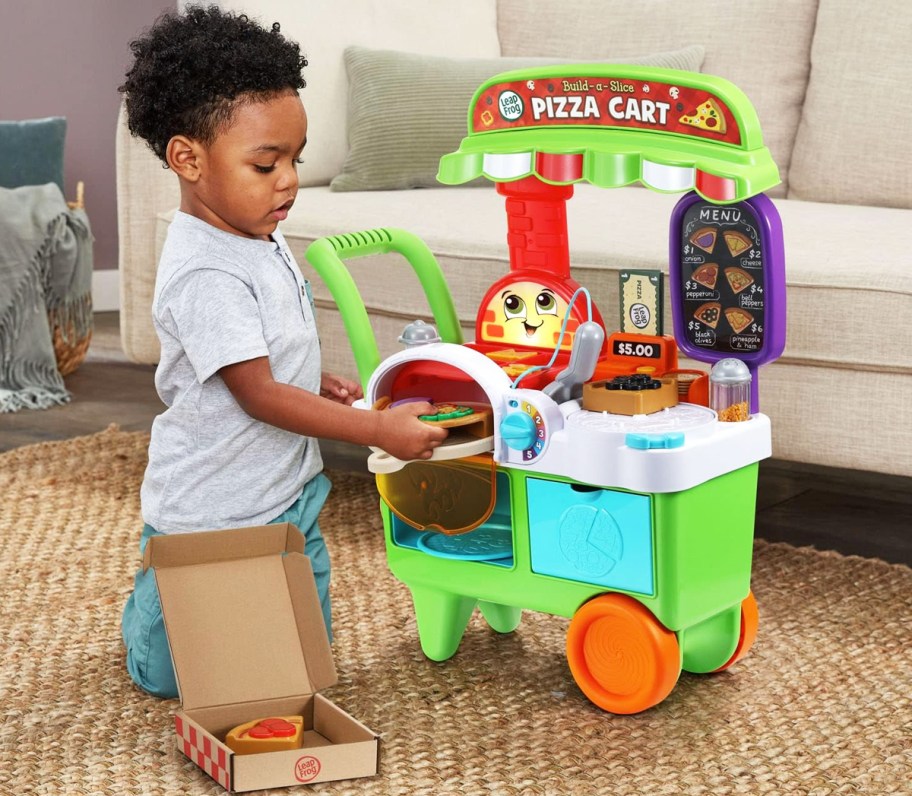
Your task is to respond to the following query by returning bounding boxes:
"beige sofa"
[116,0,912,478]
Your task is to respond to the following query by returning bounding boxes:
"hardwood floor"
[2,312,909,565]
[755,460,912,564]
[0,313,160,451]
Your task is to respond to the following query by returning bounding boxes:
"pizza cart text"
[475,76,743,145]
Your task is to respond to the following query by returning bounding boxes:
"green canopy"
[438,65,779,204]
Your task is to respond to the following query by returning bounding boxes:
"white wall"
[3,0,177,278]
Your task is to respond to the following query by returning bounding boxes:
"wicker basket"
[49,307,93,376]
[51,181,93,377]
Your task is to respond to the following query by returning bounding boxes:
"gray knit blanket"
[0,183,93,412]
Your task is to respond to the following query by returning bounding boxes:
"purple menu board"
[670,192,786,411]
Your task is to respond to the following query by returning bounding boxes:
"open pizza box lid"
[143,523,337,711]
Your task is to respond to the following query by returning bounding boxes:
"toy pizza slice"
[722,230,752,257]
[725,307,754,334]
[688,226,717,253]
[419,403,494,437]
[694,301,721,329]
[679,99,727,134]
[691,263,719,289]
[724,267,754,294]
[226,716,304,755]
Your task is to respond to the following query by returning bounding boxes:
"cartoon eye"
[536,291,558,315]
[503,294,527,320]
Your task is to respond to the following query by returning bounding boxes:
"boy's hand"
[375,402,448,461]
[320,372,363,406]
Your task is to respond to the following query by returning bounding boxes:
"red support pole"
[496,176,574,280]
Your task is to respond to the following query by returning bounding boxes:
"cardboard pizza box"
[144,523,379,792]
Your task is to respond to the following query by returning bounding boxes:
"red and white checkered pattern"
[175,714,231,791]
[480,149,741,203]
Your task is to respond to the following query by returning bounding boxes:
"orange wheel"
[713,591,759,672]
[566,594,681,714]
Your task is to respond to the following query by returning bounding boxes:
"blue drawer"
[527,478,654,595]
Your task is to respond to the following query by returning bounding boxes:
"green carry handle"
[305,228,463,393]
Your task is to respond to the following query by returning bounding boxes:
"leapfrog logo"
[294,755,322,783]
[498,89,524,121]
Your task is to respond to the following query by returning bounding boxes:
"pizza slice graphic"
[725,307,754,334]
[694,301,721,329]
[692,263,719,289]
[689,226,717,253]
[680,99,727,134]
[724,267,754,294]
[722,230,752,257]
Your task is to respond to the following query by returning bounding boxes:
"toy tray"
[417,523,513,561]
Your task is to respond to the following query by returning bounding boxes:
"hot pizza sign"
[473,77,742,146]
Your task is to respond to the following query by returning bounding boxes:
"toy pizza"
[689,226,717,253]
[694,301,721,329]
[725,307,754,334]
[419,402,495,438]
[679,99,727,134]
[723,230,752,257]
[724,267,754,294]
[420,403,473,424]
[692,263,719,289]
[225,716,304,755]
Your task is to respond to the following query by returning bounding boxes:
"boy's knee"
[122,575,179,699]
[125,643,179,699]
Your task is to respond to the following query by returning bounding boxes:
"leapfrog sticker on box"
[619,270,664,336]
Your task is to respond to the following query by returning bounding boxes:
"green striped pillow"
[330,45,705,192]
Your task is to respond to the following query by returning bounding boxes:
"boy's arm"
[219,357,447,462]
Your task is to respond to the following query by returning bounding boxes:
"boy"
[119,5,446,698]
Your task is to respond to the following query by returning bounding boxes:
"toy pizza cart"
[306,65,786,714]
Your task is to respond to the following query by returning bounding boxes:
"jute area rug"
[1,428,910,796]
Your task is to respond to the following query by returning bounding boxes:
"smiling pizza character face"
[482,280,569,348]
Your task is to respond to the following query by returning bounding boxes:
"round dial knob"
[500,410,538,451]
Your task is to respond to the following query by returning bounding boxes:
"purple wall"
[2,0,177,271]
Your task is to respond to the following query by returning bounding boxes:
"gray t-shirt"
[141,211,323,533]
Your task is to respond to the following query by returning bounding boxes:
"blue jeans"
[122,473,332,698]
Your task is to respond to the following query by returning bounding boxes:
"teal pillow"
[0,117,67,193]
[331,46,705,192]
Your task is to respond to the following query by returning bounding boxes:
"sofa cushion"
[331,45,705,192]
[495,0,819,196]
[788,0,912,209]
[220,0,501,189]
[0,117,67,194]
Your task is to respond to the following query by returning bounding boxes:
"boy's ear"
[166,135,203,182]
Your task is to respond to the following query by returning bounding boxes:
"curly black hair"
[120,5,307,163]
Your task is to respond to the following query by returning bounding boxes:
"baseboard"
[92,269,120,312]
